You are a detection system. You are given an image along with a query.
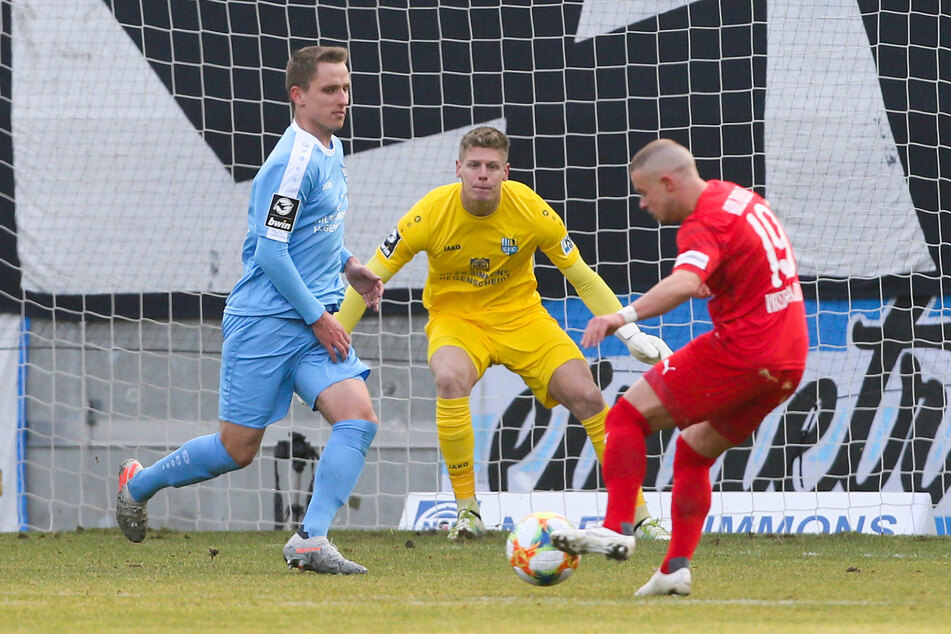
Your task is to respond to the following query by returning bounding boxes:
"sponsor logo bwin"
[265,194,300,234]
[266,216,292,231]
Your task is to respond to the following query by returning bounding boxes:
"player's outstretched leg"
[283,531,367,575]
[116,433,242,543]
[550,523,635,561]
[635,565,692,596]
[116,458,148,543]
[582,406,668,541]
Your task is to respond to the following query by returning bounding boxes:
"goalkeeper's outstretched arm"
[559,257,672,364]
[337,252,396,333]
[580,269,703,350]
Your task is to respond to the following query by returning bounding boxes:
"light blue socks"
[300,419,377,538]
[127,433,240,502]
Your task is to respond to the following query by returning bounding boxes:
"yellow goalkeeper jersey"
[376,179,580,322]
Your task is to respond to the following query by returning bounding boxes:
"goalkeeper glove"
[615,322,673,365]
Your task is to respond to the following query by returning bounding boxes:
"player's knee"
[356,409,379,425]
[220,437,258,468]
[606,397,652,436]
[228,447,256,468]
[432,368,474,398]
[563,383,606,420]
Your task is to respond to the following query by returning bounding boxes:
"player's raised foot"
[635,567,692,596]
[634,518,671,541]
[116,458,148,543]
[550,524,635,561]
[283,532,367,575]
[447,508,485,541]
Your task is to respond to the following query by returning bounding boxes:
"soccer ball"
[506,511,580,586]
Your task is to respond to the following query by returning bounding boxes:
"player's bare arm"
[580,269,703,348]
[311,311,351,363]
[344,256,384,312]
[633,269,704,319]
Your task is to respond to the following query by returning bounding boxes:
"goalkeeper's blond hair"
[459,126,510,161]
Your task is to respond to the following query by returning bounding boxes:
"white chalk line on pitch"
[269,597,895,608]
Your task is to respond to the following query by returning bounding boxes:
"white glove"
[615,322,673,365]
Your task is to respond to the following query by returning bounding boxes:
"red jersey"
[672,180,808,368]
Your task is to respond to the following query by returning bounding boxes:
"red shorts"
[643,331,804,445]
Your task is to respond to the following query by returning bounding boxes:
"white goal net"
[1,0,948,535]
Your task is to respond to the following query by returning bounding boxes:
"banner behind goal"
[1,0,949,533]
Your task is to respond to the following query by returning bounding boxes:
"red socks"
[602,398,651,532]
[661,434,715,574]
[601,396,716,574]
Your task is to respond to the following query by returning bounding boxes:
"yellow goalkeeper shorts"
[425,306,584,409]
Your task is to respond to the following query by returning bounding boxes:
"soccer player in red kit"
[551,138,808,596]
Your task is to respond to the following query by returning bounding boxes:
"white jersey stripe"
[277,124,316,198]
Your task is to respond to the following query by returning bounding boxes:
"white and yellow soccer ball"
[506,511,580,586]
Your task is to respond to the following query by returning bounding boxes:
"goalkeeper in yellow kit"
[338,126,672,540]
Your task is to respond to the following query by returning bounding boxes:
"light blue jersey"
[225,121,353,320]
[122,77,378,556]
[218,120,369,425]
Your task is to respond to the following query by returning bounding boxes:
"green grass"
[2,529,949,632]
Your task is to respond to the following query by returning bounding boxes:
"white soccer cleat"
[634,518,671,541]
[283,532,367,575]
[447,507,486,541]
[634,567,692,596]
[116,458,148,543]
[550,525,635,561]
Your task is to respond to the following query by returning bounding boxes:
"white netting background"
[3,0,948,533]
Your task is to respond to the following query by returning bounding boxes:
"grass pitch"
[2,528,949,633]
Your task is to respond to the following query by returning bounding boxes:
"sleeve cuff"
[340,248,354,272]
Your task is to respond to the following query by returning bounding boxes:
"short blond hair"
[459,126,510,161]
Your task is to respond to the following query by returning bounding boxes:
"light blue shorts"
[218,313,370,428]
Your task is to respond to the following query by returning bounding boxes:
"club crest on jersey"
[380,228,402,259]
[265,194,300,235]
[501,237,518,255]
[470,258,490,272]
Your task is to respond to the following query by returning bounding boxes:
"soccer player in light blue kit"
[116,46,384,575]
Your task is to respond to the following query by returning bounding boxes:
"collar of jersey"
[290,121,337,156]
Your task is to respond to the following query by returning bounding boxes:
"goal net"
[1,0,947,535]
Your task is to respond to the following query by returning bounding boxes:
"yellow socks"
[436,396,475,501]
[579,408,607,462]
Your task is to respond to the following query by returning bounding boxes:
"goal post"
[1,0,948,535]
